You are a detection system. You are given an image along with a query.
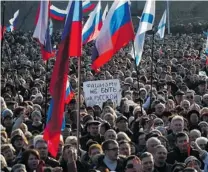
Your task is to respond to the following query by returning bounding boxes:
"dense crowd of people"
[1,20,208,172]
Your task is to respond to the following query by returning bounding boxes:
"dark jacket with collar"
[95,155,126,172]
[154,162,173,172]
[60,159,89,172]
[80,133,104,151]
[166,132,176,150]
[167,147,201,165]
[44,156,60,168]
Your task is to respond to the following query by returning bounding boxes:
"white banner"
[83,79,121,108]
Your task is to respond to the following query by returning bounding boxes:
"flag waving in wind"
[7,10,19,32]
[156,9,166,39]
[33,0,54,61]
[50,5,67,21]
[91,0,134,71]
[46,78,74,133]
[82,1,102,44]
[44,0,82,158]
[204,31,208,55]
[83,0,95,13]
[134,0,155,66]
[102,4,108,22]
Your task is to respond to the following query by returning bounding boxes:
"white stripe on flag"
[33,1,49,45]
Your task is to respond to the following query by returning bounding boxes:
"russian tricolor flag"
[33,0,54,61]
[65,79,75,104]
[49,1,95,21]
[83,0,95,13]
[7,10,19,32]
[91,0,134,71]
[50,5,67,21]
[82,1,102,44]
[44,0,82,158]
[46,79,74,132]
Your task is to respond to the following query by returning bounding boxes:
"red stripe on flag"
[92,22,134,70]
[69,22,82,57]
[44,40,69,157]
[65,91,75,104]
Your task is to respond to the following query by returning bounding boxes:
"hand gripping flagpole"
[132,41,143,117]
[77,55,81,152]
[149,26,155,112]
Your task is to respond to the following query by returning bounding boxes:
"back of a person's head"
[11,164,26,172]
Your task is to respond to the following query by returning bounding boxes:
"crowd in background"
[1,21,208,172]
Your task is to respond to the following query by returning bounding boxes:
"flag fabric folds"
[156,9,166,39]
[33,0,54,61]
[82,1,102,44]
[102,4,108,22]
[204,31,208,55]
[44,0,82,158]
[46,79,74,132]
[134,0,155,66]
[7,10,19,32]
[83,0,95,13]
[50,5,67,21]
[49,1,95,21]
[91,0,134,71]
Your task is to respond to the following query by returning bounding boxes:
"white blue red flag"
[49,1,95,21]
[44,0,82,158]
[91,0,134,71]
[82,1,102,44]
[134,0,155,66]
[83,0,95,13]
[33,0,54,61]
[7,10,19,32]
[50,5,67,21]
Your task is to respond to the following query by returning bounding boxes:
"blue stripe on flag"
[47,99,65,131]
[141,13,153,23]
[73,1,82,22]
[110,2,131,35]
[158,23,165,30]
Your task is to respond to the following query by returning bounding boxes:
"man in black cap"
[175,90,185,105]
[115,116,133,138]
[80,120,104,151]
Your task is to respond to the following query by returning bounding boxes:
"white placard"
[83,79,121,108]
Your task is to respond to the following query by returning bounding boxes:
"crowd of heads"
[1,20,208,172]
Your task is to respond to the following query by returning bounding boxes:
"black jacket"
[60,159,89,172]
[80,133,104,151]
[166,132,176,150]
[44,156,60,167]
[167,147,201,165]
[155,163,173,172]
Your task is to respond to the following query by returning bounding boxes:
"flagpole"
[1,1,6,49]
[132,42,143,116]
[149,27,155,112]
[77,56,81,152]
[166,0,170,34]
[44,60,49,128]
